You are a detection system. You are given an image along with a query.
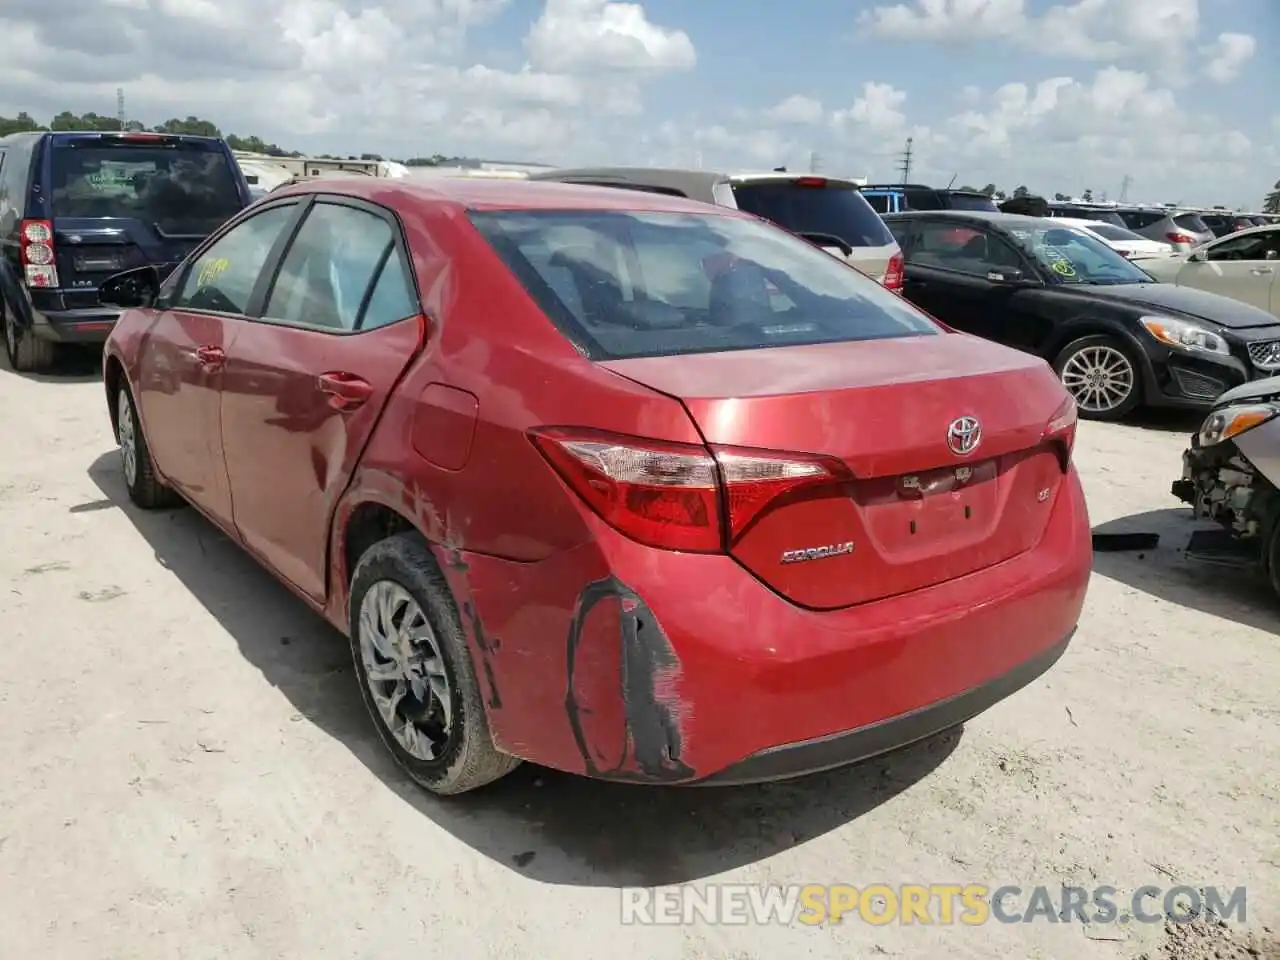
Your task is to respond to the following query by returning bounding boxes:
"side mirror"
[99,265,160,309]
[1265,249,1279,261]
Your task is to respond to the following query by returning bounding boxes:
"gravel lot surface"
[1,348,1276,960]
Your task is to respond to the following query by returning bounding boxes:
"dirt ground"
[1,347,1277,960]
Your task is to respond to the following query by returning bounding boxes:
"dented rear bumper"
[443,467,1092,785]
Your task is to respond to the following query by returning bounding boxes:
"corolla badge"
[780,541,855,564]
[947,416,982,456]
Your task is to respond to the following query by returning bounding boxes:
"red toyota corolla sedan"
[99,177,1092,795]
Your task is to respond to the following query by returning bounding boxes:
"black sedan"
[882,210,1280,420]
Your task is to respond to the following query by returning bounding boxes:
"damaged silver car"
[1173,376,1280,594]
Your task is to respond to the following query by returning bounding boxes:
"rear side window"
[1174,213,1210,234]
[1120,211,1163,229]
[470,210,937,360]
[47,138,244,235]
[945,194,999,212]
[263,202,416,331]
[729,180,895,248]
[862,192,890,213]
[903,188,943,210]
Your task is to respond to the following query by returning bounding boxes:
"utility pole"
[808,150,822,173]
[116,87,126,129]
[1119,174,1132,203]
[898,137,913,183]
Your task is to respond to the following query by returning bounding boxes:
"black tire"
[1052,333,1143,422]
[2,298,57,373]
[348,532,520,795]
[115,381,182,510]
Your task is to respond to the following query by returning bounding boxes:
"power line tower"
[116,87,126,129]
[1119,174,1132,203]
[898,137,913,183]
[808,150,822,173]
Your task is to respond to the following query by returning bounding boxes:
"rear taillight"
[19,219,58,289]
[883,251,904,291]
[1166,231,1195,245]
[1043,394,1077,471]
[530,428,848,551]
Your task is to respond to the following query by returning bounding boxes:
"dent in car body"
[564,576,694,782]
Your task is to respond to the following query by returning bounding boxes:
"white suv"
[526,167,904,291]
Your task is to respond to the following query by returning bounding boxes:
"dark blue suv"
[0,131,252,372]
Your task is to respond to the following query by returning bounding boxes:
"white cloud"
[0,0,688,157]
[524,0,695,74]
[764,94,824,125]
[859,0,1201,73]
[1200,32,1256,83]
[831,82,908,133]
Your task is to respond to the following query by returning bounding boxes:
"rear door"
[43,133,248,309]
[219,196,423,603]
[730,176,898,282]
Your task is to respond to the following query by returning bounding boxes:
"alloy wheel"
[358,580,454,761]
[1059,344,1135,415]
[117,390,138,490]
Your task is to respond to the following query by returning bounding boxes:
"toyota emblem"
[947,416,982,456]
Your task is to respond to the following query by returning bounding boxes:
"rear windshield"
[729,180,895,248]
[1174,213,1210,233]
[1084,223,1144,242]
[470,210,938,360]
[945,193,999,212]
[48,140,244,235]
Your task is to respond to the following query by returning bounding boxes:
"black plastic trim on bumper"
[694,627,1076,787]
[32,308,120,344]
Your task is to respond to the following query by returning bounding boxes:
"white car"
[1141,223,1280,318]
[1051,217,1175,262]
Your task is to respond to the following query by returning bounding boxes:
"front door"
[1183,228,1280,313]
[137,202,302,525]
[219,198,424,603]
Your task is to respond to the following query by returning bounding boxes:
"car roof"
[882,209,1052,231]
[1045,217,1100,229]
[527,166,864,188]
[268,175,752,216]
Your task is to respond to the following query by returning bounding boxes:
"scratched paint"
[564,576,694,782]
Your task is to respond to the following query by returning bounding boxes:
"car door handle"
[316,371,373,410]
[1250,267,1273,275]
[194,345,225,368]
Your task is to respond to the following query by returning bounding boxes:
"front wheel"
[348,532,520,795]
[1053,334,1142,421]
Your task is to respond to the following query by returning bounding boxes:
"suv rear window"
[48,138,244,235]
[945,193,999,212]
[729,179,895,248]
[470,210,936,360]
[1174,213,1210,234]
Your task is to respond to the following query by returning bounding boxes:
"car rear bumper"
[448,465,1093,785]
[31,306,121,344]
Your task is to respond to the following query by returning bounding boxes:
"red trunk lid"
[601,333,1071,609]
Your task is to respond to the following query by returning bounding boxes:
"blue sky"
[3,0,1278,206]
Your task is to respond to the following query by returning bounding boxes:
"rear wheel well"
[104,355,125,438]
[343,503,419,581]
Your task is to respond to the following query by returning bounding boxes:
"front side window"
[911,222,1024,275]
[470,210,938,360]
[171,204,298,314]
[48,140,244,235]
[1005,225,1152,285]
[263,202,414,331]
[1206,229,1280,262]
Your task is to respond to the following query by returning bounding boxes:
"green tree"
[980,183,997,196]
[1053,192,1068,201]
[1082,188,1094,201]
[154,116,221,137]
[1264,180,1280,215]
[1013,184,1030,198]
[0,112,45,136]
